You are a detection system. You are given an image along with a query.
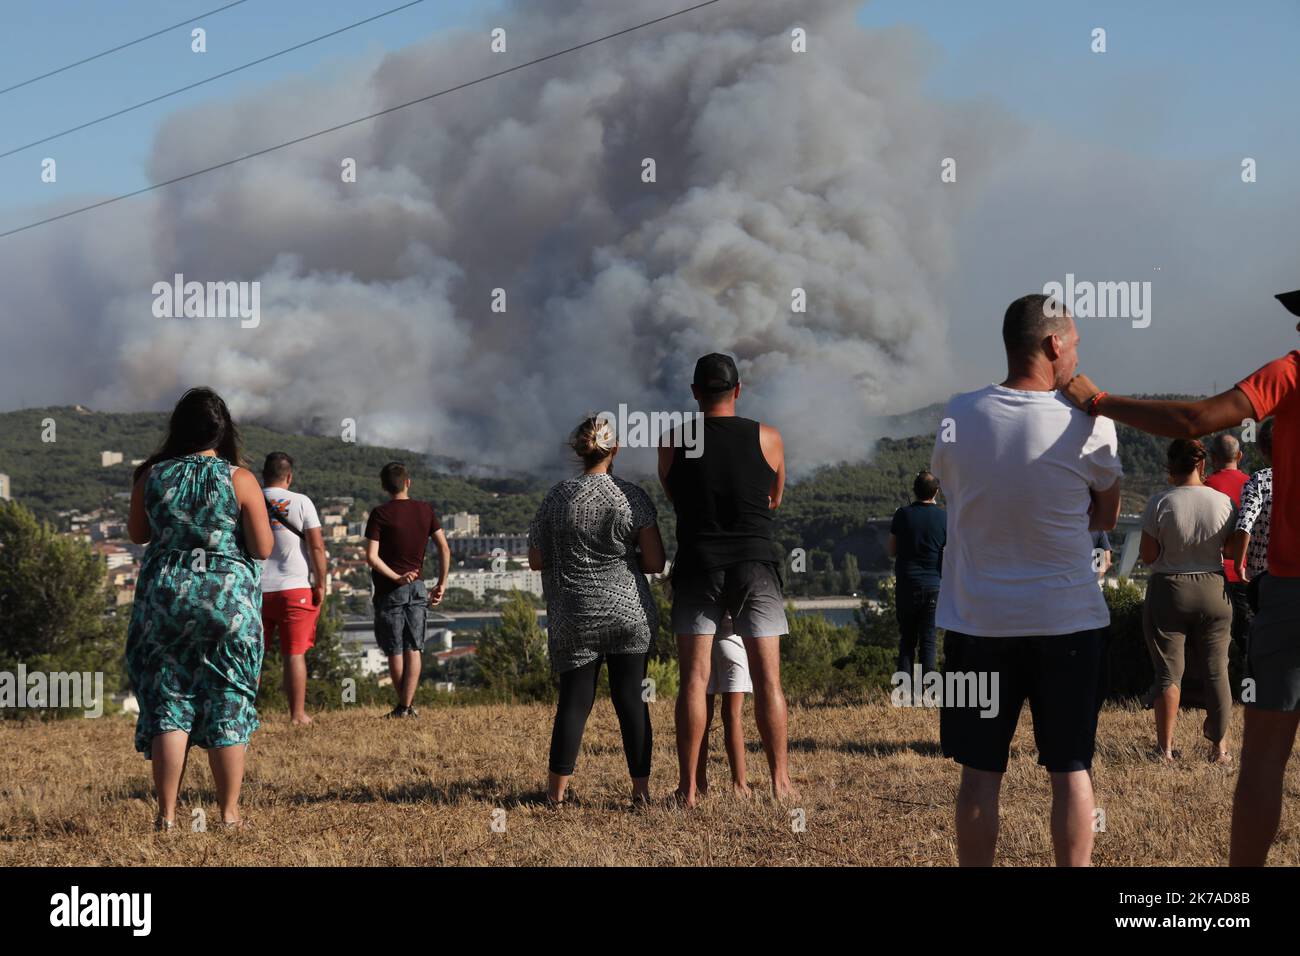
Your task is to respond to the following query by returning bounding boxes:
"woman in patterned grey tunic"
[528,416,666,805]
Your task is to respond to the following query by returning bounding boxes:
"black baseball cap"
[1276,290,1300,317]
[692,353,740,393]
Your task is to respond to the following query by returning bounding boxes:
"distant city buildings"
[444,511,480,535]
[447,531,529,559]
[444,568,543,599]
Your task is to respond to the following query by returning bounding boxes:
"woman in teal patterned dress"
[126,388,273,831]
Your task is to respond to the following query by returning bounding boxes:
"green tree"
[308,594,358,683]
[0,501,125,715]
[475,591,552,701]
[780,609,859,703]
[650,579,676,663]
[842,552,861,595]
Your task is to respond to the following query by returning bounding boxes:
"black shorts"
[939,628,1108,774]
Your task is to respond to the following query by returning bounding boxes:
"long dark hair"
[133,387,246,482]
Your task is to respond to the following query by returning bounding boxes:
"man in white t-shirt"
[929,293,1123,867]
[261,452,328,726]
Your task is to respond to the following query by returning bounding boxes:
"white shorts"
[707,616,752,695]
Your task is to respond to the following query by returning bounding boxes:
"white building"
[0,473,8,501]
[447,532,530,559]
[443,511,480,535]
[101,451,124,467]
[444,568,543,599]
[338,630,390,677]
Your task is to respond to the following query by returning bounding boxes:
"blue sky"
[4,0,1295,213]
[858,0,1299,160]
[0,0,490,209]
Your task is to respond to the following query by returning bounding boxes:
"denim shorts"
[374,580,429,656]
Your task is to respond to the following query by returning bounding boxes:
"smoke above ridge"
[2,0,1017,475]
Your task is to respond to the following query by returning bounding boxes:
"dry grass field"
[2,698,1296,867]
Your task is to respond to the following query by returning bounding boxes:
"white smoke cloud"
[1,0,1015,475]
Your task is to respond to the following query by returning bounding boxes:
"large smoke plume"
[2,0,1014,475]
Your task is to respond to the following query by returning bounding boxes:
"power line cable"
[0,0,254,97]
[0,0,723,241]
[0,0,426,160]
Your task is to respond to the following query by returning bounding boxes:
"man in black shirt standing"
[658,353,796,807]
[889,471,947,695]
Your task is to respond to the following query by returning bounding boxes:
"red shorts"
[262,588,320,655]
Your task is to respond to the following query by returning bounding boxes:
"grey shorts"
[374,580,429,656]
[671,561,789,638]
[1245,574,1300,710]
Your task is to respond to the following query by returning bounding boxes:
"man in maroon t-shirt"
[1205,433,1252,649]
[364,461,451,718]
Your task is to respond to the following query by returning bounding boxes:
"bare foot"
[290,714,313,726]
[732,781,752,798]
[674,788,700,809]
[772,779,800,802]
[1150,745,1175,763]
[1210,748,1232,765]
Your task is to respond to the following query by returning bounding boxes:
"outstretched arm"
[1063,375,1255,438]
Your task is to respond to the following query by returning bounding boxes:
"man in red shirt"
[1062,290,1300,866]
[364,462,452,719]
[1205,434,1252,650]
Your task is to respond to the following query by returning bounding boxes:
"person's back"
[932,384,1121,636]
[366,497,440,597]
[363,461,451,719]
[890,471,947,681]
[659,351,793,806]
[1237,466,1274,583]
[530,472,658,659]
[262,485,321,592]
[929,294,1122,868]
[1144,485,1235,574]
[892,501,946,588]
[1205,435,1249,590]
[1206,468,1249,506]
[667,415,779,573]
[143,455,248,563]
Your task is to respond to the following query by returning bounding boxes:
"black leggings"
[548,652,652,777]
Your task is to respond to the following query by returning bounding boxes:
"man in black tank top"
[658,353,796,806]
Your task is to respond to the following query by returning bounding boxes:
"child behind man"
[696,614,753,797]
